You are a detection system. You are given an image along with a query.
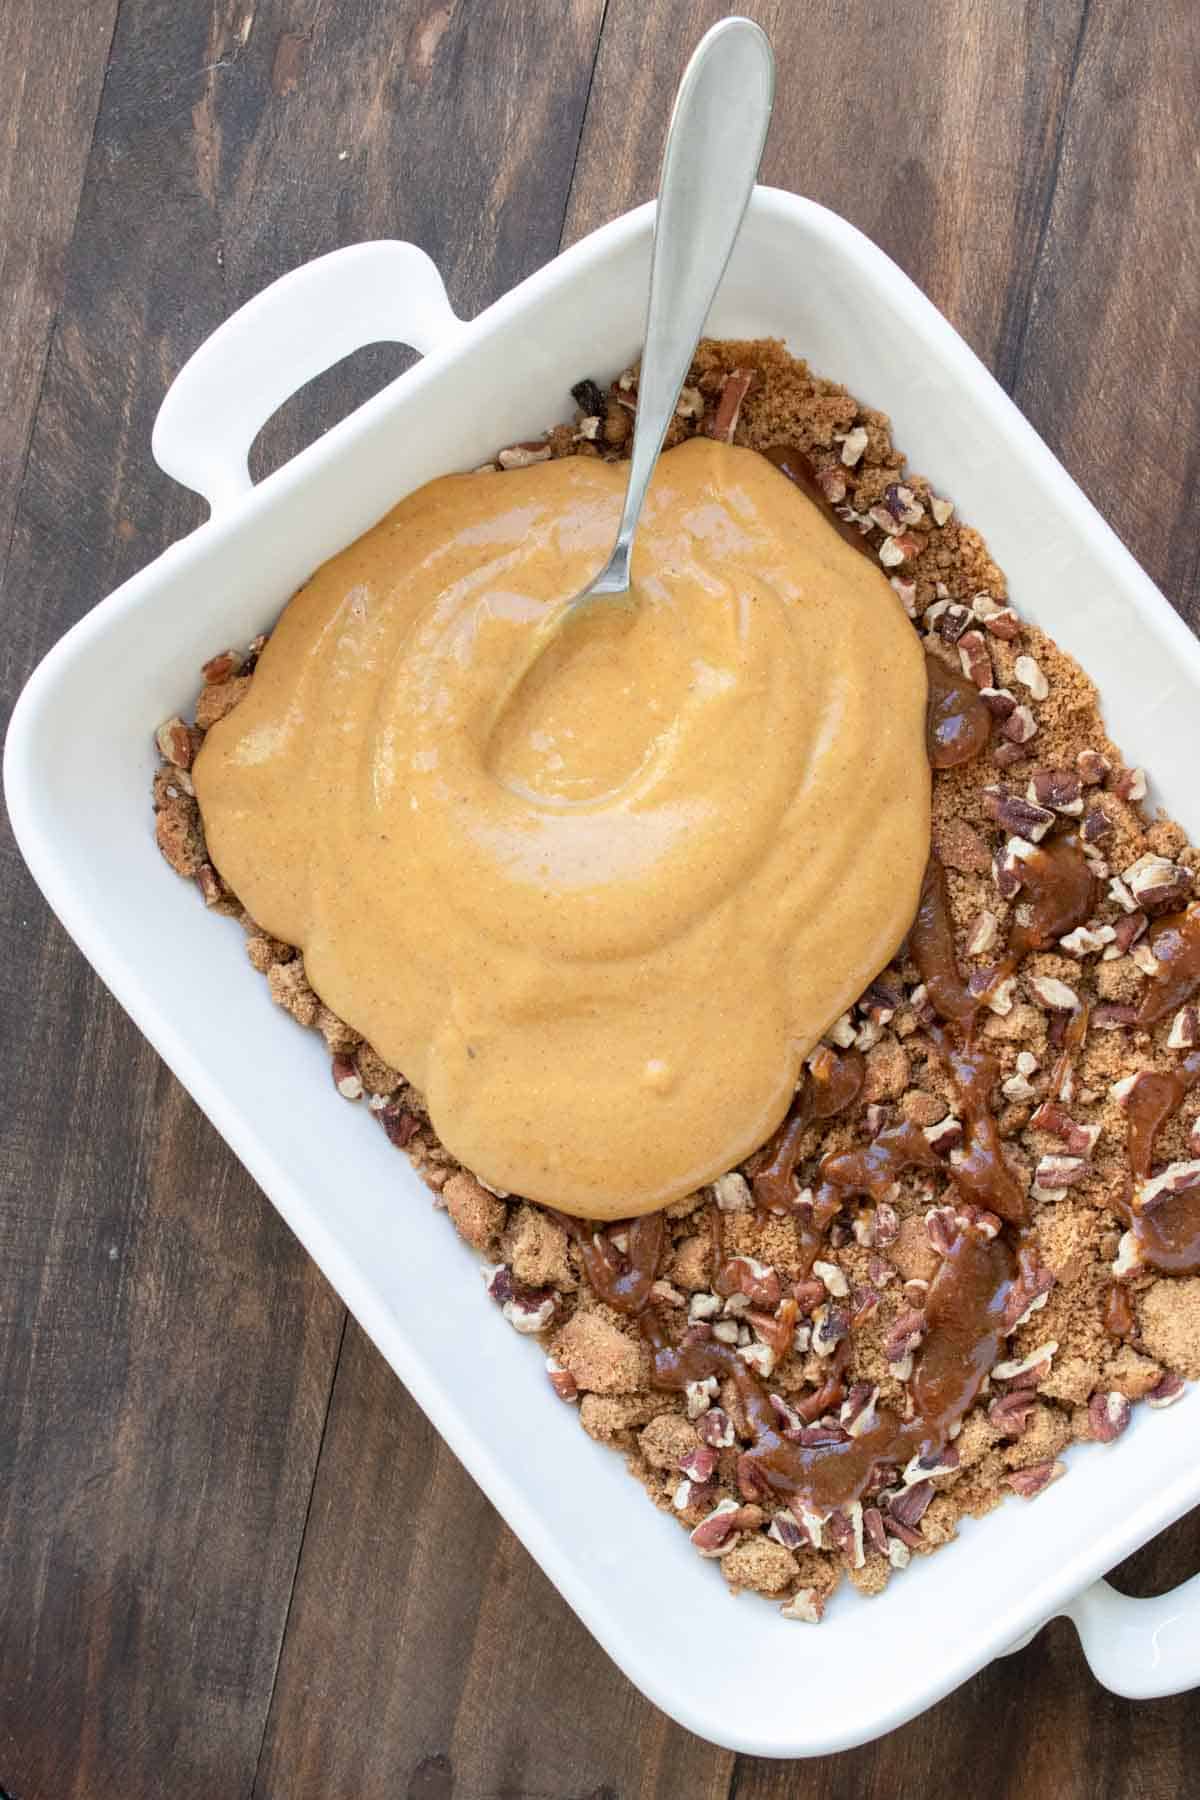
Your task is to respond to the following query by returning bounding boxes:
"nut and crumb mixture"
[154,340,1200,1624]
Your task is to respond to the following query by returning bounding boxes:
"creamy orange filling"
[194,439,929,1217]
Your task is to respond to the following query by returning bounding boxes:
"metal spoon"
[501,17,775,694]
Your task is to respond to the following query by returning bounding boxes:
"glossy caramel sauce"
[1134,905,1200,1026]
[1119,1051,1200,1274]
[194,439,929,1218]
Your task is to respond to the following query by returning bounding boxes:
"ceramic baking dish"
[7,189,1200,1757]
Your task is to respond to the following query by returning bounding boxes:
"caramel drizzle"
[751,1046,866,1217]
[923,651,992,771]
[1008,834,1097,961]
[1134,904,1200,1026]
[554,452,1108,1525]
[642,1226,1015,1516]
[561,854,1027,1521]
[552,1211,666,1316]
[1114,1051,1200,1275]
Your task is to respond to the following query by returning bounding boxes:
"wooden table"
[2,3,1198,1794]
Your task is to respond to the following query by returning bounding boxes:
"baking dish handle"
[152,240,466,515]
[1063,1571,1200,1699]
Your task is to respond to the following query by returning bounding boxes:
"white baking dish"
[7,191,1200,1757]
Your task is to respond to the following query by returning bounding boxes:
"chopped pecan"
[1139,1161,1200,1207]
[863,1505,889,1555]
[194,676,251,728]
[689,1499,746,1558]
[1003,705,1038,744]
[780,1587,824,1623]
[331,1054,363,1100]
[925,1205,959,1256]
[1077,749,1111,785]
[1013,655,1049,701]
[1006,1460,1066,1499]
[1112,766,1147,803]
[1110,911,1149,956]
[1028,769,1083,815]
[378,1099,420,1148]
[792,1278,827,1315]
[879,531,922,568]
[484,1265,556,1335]
[767,1510,808,1551]
[1168,1006,1200,1049]
[1088,1390,1132,1443]
[888,1479,934,1529]
[884,1309,925,1373]
[874,1200,900,1248]
[988,1389,1037,1437]
[711,1171,752,1212]
[1123,853,1191,910]
[851,1284,881,1326]
[812,1259,849,1299]
[717,1255,781,1310]
[679,1444,718,1484]
[980,685,1017,718]
[972,593,1020,638]
[840,1382,880,1439]
[839,425,869,466]
[706,369,754,443]
[966,910,1001,956]
[201,648,243,684]
[698,1405,737,1448]
[1060,921,1116,956]
[993,1341,1057,1385]
[812,1304,850,1357]
[155,715,198,769]
[929,601,972,641]
[957,629,993,688]
[497,441,552,469]
[1028,974,1080,1012]
[545,1356,579,1403]
[982,785,1055,842]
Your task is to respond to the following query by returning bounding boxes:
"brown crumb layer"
[153,340,1199,1622]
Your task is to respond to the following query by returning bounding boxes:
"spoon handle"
[592,17,776,596]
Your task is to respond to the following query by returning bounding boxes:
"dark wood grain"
[254,1321,733,1800]
[0,0,119,585]
[564,0,1089,375]
[0,2,607,1797]
[1013,0,1200,629]
[2,1,1200,1796]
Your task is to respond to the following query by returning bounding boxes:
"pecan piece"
[988,1390,1037,1438]
[706,369,754,443]
[1006,1459,1067,1499]
[331,1054,363,1100]
[884,1309,925,1375]
[1028,768,1083,815]
[155,715,198,769]
[1088,1390,1132,1443]
[957,629,993,688]
[545,1356,579,1402]
[888,1479,934,1530]
[982,785,1055,842]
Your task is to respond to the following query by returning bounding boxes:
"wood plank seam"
[555,0,612,236]
[249,1310,349,1800]
[996,0,1093,396]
